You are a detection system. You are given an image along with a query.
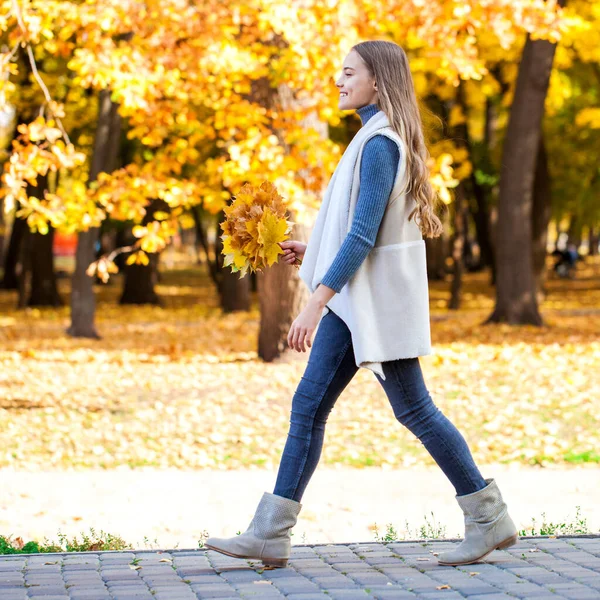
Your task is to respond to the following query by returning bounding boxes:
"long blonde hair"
[352,40,443,238]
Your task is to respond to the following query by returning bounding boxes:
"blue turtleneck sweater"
[319,103,400,293]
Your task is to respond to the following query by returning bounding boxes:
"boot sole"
[204,544,288,568]
[438,534,519,566]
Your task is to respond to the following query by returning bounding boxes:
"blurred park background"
[0,0,599,548]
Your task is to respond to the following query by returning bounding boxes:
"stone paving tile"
[24,597,70,600]
[469,593,514,600]
[346,572,392,586]
[269,582,322,595]
[1,536,600,598]
[323,591,371,600]
[153,595,197,600]
[418,592,464,600]
[184,575,227,584]
[106,587,150,595]
[284,595,329,600]
[364,586,417,600]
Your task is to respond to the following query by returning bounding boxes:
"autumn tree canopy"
[1,0,573,255]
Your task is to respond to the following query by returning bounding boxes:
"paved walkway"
[2,537,600,599]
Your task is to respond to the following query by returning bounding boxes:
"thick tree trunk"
[486,13,564,326]
[252,79,320,361]
[218,246,251,313]
[69,230,101,337]
[14,174,62,308]
[68,89,121,338]
[1,108,28,289]
[257,216,309,362]
[531,136,552,301]
[425,236,447,280]
[119,254,161,305]
[23,228,63,307]
[1,215,27,289]
[219,271,251,312]
[113,227,129,271]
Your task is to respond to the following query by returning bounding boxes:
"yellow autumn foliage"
[1,0,571,241]
[220,181,293,277]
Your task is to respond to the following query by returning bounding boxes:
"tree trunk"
[486,9,564,326]
[484,97,498,151]
[1,215,27,289]
[447,85,469,308]
[567,215,582,248]
[1,107,29,289]
[425,236,447,280]
[258,216,309,362]
[251,79,321,361]
[14,174,63,308]
[0,199,5,267]
[459,94,495,273]
[448,185,467,310]
[16,224,32,309]
[220,268,251,312]
[219,251,251,312]
[23,228,63,307]
[588,227,598,256]
[68,89,121,338]
[212,209,251,312]
[531,135,552,301]
[119,254,161,305]
[470,177,495,273]
[193,209,209,268]
[119,199,167,305]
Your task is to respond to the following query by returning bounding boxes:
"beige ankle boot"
[438,478,518,566]
[205,492,302,568]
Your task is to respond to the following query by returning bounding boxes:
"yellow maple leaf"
[257,208,288,267]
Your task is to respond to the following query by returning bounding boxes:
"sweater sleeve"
[319,135,400,293]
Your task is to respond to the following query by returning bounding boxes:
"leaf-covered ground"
[1,257,599,470]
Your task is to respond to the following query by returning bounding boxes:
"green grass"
[0,528,130,555]
[373,506,592,543]
[518,505,590,537]
[373,512,447,542]
[563,450,600,464]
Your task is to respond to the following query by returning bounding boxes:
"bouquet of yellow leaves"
[220,181,301,277]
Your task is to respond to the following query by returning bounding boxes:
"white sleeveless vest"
[298,110,432,380]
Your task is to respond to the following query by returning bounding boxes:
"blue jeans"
[273,309,487,502]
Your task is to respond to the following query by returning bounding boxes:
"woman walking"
[206,40,518,568]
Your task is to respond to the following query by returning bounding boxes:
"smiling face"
[336,49,378,111]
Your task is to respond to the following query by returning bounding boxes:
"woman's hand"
[279,240,307,266]
[287,300,322,352]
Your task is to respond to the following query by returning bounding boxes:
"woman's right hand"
[279,240,307,266]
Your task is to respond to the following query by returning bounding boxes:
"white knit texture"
[299,111,432,379]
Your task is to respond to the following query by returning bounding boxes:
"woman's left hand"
[288,301,322,352]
